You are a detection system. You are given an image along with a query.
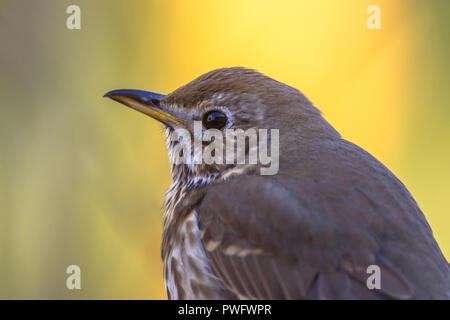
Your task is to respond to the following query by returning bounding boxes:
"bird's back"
[275,138,450,298]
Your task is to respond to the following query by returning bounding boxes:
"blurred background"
[0,0,449,299]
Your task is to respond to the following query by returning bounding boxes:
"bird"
[104,67,450,299]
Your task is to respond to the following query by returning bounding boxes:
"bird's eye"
[202,111,228,130]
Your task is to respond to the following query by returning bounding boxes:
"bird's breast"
[162,210,230,299]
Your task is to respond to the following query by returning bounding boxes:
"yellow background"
[0,0,449,299]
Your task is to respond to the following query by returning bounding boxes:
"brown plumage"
[105,67,450,299]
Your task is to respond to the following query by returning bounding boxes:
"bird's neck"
[162,125,256,222]
[163,162,218,221]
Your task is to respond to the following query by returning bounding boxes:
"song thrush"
[104,67,450,299]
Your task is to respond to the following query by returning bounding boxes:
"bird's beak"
[103,89,184,127]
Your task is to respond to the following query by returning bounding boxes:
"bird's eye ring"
[202,110,228,130]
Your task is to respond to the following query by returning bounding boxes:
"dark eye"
[202,111,228,130]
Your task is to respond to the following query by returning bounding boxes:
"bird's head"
[104,67,339,189]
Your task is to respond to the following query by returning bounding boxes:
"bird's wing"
[189,138,450,299]
[195,173,417,299]
[192,136,450,300]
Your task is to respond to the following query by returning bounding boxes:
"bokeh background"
[0,0,449,299]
